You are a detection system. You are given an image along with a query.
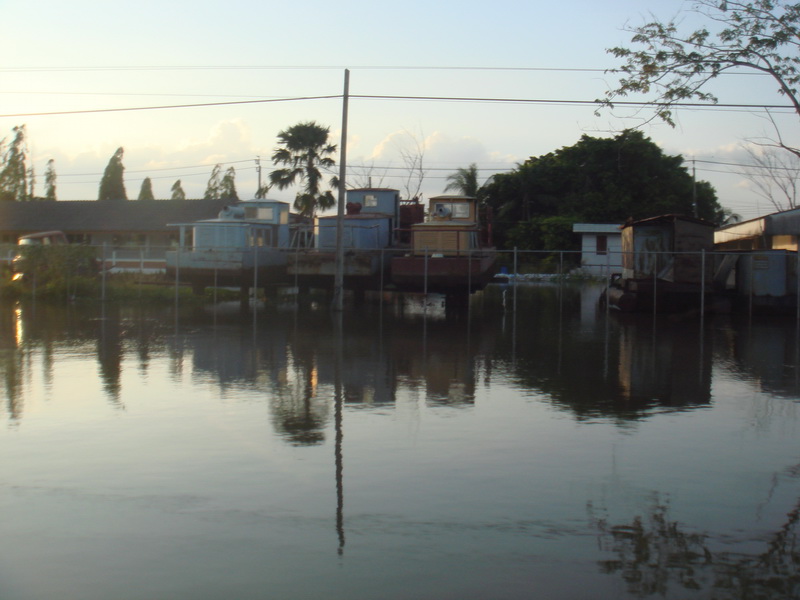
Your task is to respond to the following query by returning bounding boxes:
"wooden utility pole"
[332,69,349,311]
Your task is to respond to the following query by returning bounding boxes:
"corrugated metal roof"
[766,208,800,235]
[714,207,800,243]
[572,223,622,234]
[621,214,714,229]
[0,199,233,235]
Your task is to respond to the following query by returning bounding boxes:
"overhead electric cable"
[0,64,772,75]
[0,94,340,118]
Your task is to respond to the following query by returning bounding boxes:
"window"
[433,202,471,219]
[453,203,470,218]
[245,206,274,221]
[596,235,608,255]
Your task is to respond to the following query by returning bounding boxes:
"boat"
[288,188,405,291]
[390,195,496,295]
[165,198,297,294]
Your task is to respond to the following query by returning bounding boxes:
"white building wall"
[572,224,623,276]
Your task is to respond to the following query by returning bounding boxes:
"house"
[715,207,800,251]
[571,223,622,276]
[0,199,233,259]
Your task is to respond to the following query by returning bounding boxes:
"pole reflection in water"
[333,312,345,555]
[1,285,800,599]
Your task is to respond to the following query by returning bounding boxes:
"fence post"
[652,252,658,316]
[424,248,429,297]
[253,245,259,308]
[467,247,472,300]
[749,253,754,318]
[101,242,107,302]
[513,246,518,279]
[379,247,384,293]
[700,249,706,316]
[174,244,180,305]
[605,251,610,316]
[212,262,217,304]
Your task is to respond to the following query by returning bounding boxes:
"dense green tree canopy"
[482,130,722,250]
[269,121,337,218]
[98,147,127,201]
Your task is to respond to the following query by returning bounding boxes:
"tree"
[269,121,338,218]
[602,1,800,156]
[203,164,221,200]
[397,128,427,201]
[349,160,389,190]
[219,166,238,201]
[98,147,127,201]
[137,177,155,201]
[444,163,481,197]
[481,130,723,249]
[44,159,56,201]
[0,125,30,202]
[255,182,272,199]
[741,143,800,210]
[171,179,186,201]
[27,166,35,200]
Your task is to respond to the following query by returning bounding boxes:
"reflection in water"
[3,285,798,426]
[720,315,800,398]
[2,286,800,598]
[591,484,800,599]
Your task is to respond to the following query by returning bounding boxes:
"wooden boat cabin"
[165,198,292,294]
[391,195,496,295]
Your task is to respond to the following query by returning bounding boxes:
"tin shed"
[621,215,714,284]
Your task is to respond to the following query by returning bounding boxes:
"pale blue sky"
[1,0,796,220]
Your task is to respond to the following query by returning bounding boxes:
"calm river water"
[1,283,799,600]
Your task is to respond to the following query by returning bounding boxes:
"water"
[1,284,799,600]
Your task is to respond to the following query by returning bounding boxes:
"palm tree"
[444,163,480,197]
[269,121,338,218]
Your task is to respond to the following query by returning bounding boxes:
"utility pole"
[332,69,350,312]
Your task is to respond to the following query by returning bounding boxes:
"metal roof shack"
[715,207,800,251]
[621,214,715,284]
[0,198,232,254]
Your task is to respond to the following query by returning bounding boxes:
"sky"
[1,0,798,221]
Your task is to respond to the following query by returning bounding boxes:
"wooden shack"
[604,214,715,312]
[621,214,714,284]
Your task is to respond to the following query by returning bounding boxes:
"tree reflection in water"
[590,487,800,598]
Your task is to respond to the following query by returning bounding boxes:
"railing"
[4,243,800,319]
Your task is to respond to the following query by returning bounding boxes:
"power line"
[1,93,794,119]
[352,94,795,111]
[0,95,340,118]
[58,159,255,178]
[0,65,610,73]
[0,64,773,75]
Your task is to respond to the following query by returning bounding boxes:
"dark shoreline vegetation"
[0,245,599,306]
[0,265,246,306]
